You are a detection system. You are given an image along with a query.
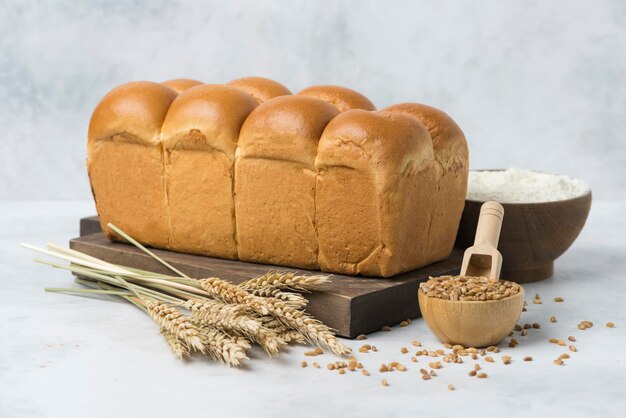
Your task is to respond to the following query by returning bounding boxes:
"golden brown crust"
[384,103,469,262]
[226,77,291,104]
[161,79,203,93]
[161,84,258,156]
[316,110,438,276]
[297,85,376,112]
[383,103,468,163]
[88,81,178,144]
[161,84,258,258]
[237,95,339,164]
[235,96,339,268]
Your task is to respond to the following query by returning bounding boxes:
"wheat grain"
[420,275,521,301]
[280,330,307,345]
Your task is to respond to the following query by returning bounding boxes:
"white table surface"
[1,199,625,418]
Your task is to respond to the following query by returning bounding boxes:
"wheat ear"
[186,298,285,356]
[241,272,329,292]
[195,324,249,367]
[143,298,204,352]
[198,277,270,315]
[249,287,308,309]
[160,329,190,359]
[265,299,351,355]
[182,298,251,317]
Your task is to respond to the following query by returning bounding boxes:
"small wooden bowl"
[418,287,525,348]
[456,171,592,283]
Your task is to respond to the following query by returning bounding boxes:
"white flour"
[467,168,590,203]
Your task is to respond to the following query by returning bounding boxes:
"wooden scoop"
[418,201,524,347]
[460,201,504,280]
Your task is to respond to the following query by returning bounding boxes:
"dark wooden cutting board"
[71,216,462,337]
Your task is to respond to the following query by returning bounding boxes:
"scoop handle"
[473,201,504,248]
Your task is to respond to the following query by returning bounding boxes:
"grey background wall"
[1,0,624,200]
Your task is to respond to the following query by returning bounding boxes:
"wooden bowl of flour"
[456,169,592,283]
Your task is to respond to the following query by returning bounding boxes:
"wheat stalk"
[26,225,351,365]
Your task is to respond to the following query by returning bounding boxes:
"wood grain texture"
[456,192,592,283]
[74,217,462,337]
[418,288,525,347]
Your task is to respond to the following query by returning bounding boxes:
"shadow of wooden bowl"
[456,171,592,283]
[418,287,525,348]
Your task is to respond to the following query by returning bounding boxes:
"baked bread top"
[161,84,258,156]
[238,95,339,165]
[383,103,468,164]
[88,81,178,145]
[298,85,376,112]
[227,76,292,103]
[316,109,433,173]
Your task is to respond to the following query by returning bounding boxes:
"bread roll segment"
[298,85,376,112]
[161,85,258,258]
[384,103,469,262]
[87,81,178,246]
[315,110,438,277]
[227,77,292,104]
[235,96,340,268]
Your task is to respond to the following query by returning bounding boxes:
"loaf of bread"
[88,77,468,277]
